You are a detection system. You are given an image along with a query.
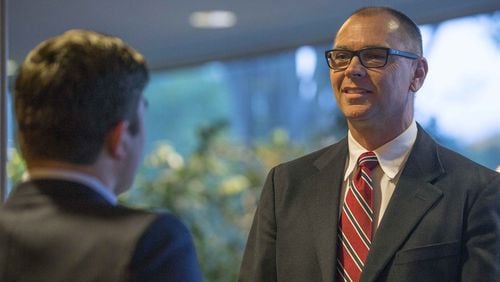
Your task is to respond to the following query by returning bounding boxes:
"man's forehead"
[334,14,402,46]
[341,14,400,32]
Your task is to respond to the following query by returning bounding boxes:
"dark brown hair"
[15,29,149,164]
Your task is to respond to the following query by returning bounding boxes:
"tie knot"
[357,151,378,171]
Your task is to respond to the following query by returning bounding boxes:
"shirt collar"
[23,168,117,205]
[344,120,418,180]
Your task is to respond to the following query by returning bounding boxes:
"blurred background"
[3,1,500,281]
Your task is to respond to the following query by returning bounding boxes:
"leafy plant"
[6,148,25,185]
[123,123,305,282]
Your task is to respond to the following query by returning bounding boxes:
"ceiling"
[7,0,500,71]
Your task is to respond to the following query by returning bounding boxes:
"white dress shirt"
[23,168,117,205]
[341,121,418,232]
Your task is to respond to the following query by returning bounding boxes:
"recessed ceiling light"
[189,10,237,29]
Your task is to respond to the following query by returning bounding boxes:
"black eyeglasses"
[324,47,419,71]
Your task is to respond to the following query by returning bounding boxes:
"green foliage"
[122,123,305,282]
[6,148,25,184]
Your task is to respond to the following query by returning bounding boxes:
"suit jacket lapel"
[361,127,445,282]
[305,139,348,282]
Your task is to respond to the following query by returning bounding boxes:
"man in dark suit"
[0,29,203,281]
[239,6,500,282]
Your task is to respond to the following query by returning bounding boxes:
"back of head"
[348,6,423,55]
[14,29,149,165]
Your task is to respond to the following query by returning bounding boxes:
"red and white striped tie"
[337,152,378,282]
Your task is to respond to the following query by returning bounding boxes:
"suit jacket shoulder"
[129,212,203,282]
[0,180,202,282]
[239,138,349,282]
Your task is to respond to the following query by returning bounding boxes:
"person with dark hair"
[239,6,499,282]
[0,29,203,282]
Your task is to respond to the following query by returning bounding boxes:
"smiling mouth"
[342,88,372,94]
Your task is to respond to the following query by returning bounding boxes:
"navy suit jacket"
[239,126,500,281]
[0,179,203,282]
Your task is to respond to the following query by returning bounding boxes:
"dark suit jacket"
[239,126,500,282]
[0,179,203,282]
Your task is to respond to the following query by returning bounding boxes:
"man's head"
[345,7,423,56]
[14,29,149,188]
[327,7,428,137]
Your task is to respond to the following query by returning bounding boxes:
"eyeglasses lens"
[359,49,388,68]
[328,48,389,70]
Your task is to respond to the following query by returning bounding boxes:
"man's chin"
[343,106,372,120]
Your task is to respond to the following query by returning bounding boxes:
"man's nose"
[345,55,366,78]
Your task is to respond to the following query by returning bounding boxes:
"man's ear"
[105,121,130,159]
[410,57,428,92]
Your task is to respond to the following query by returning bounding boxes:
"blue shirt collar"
[23,168,117,205]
